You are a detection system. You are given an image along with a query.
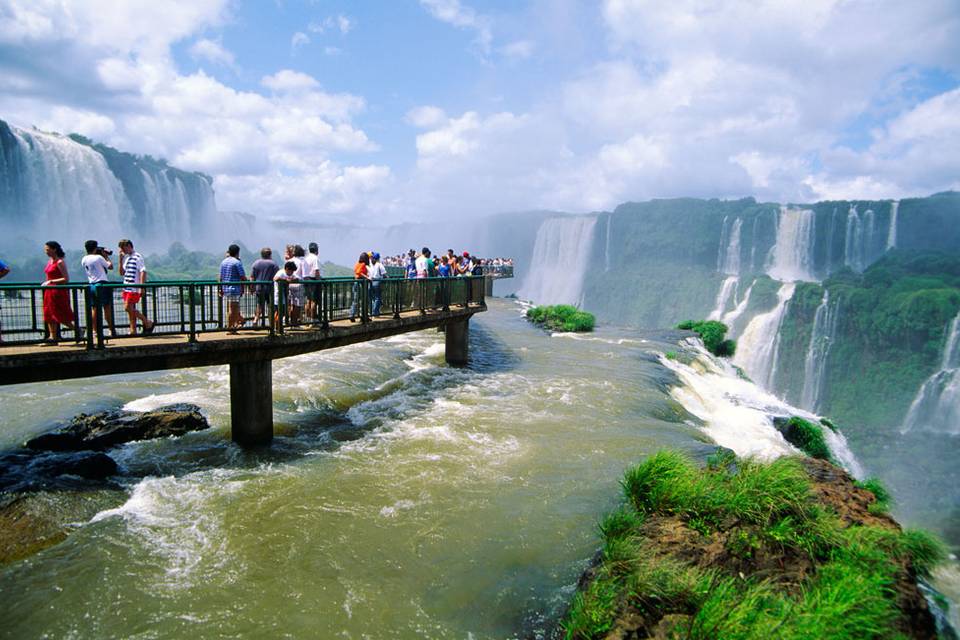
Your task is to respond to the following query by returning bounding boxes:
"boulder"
[26,403,210,452]
[0,450,118,493]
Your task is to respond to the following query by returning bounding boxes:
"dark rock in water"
[0,450,118,493]
[26,403,209,452]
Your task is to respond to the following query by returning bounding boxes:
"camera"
[97,246,113,257]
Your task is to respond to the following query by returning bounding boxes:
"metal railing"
[0,276,486,349]
[384,264,513,278]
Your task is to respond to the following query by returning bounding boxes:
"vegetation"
[677,320,736,357]
[562,450,947,640]
[780,417,832,461]
[526,305,596,332]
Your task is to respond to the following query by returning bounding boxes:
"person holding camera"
[118,238,154,336]
[81,240,117,340]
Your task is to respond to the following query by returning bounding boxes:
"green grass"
[781,417,833,461]
[677,320,737,357]
[526,304,596,332]
[855,478,893,514]
[562,450,948,640]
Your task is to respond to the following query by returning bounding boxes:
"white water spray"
[886,201,900,250]
[800,291,840,411]
[734,282,796,390]
[517,216,598,305]
[708,277,739,321]
[767,207,816,282]
[902,312,960,434]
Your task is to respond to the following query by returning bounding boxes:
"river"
[0,300,954,637]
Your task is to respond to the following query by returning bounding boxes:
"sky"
[1,0,959,224]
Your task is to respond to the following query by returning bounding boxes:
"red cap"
[462,251,469,257]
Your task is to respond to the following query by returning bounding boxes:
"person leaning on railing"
[0,257,9,344]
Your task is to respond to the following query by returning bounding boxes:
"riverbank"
[560,450,947,639]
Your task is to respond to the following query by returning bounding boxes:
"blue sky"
[1,1,959,223]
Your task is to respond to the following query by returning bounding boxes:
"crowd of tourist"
[0,241,503,345]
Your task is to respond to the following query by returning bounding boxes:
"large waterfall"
[886,201,899,250]
[717,217,742,275]
[733,282,796,389]
[517,216,598,306]
[844,205,881,272]
[800,291,840,411]
[767,207,816,282]
[902,312,960,434]
[0,120,218,250]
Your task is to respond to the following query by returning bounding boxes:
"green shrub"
[781,417,832,461]
[900,528,948,576]
[526,305,596,332]
[677,320,737,357]
[854,478,892,514]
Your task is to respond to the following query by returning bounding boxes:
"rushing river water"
[0,300,955,637]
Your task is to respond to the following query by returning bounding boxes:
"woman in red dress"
[42,240,75,344]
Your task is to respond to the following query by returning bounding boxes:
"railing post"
[84,286,95,350]
[361,279,370,323]
[179,285,186,332]
[419,279,426,315]
[393,279,401,319]
[322,279,330,330]
[188,284,197,343]
[277,281,286,336]
[96,285,106,350]
[268,283,276,337]
[442,278,450,312]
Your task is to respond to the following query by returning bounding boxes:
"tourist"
[118,239,154,336]
[415,248,430,279]
[250,247,279,326]
[350,252,370,322]
[41,241,76,344]
[0,257,9,343]
[438,255,452,277]
[272,260,299,327]
[405,249,417,279]
[81,240,117,339]
[219,244,247,334]
[368,251,387,317]
[289,245,307,326]
[304,242,322,320]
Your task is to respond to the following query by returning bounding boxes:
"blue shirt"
[438,264,451,277]
[0,259,8,272]
[219,256,245,296]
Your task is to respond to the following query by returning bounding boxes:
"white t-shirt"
[303,253,321,278]
[293,256,309,280]
[368,262,386,281]
[81,254,110,283]
[415,256,428,278]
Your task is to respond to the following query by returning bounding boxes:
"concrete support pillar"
[445,318,469,366]
[230,359,273,446]
[485,276,494,297]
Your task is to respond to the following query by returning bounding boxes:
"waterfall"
[717,218,742,275]
[0,119,219,249]
[517,216,598,305]
[717,216,729,272]
[722,280,754,334]
[604,214,612,272]
[748,217,760,274]
[708,276,739,321]
[886,201,899,250]
[766,207,816,282]
[4,126,133,241]
[902,312,960,434]
[733,282,796,389]
[800,291,839,411]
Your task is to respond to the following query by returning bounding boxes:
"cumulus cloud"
[189,37,236,69]
[290,31,310,51]
[405,106,447,129]
[420,0,492,55]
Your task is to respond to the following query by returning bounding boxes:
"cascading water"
[766,207,816,282]
[800,291,839,411]
[0,119,218,249]
[708,276,738,321]
[604,214,612,272]
[902,312,960,434]
[517,216,598,305]
[721,280,754,334]
[733,282,796,389]
[844,205,879,272]
[886,201,900,250]
[3,126,133,241]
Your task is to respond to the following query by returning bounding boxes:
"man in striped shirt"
[118,239,154,336]
[219,244,247,333]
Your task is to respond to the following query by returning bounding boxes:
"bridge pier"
[445,318,469,366]
[485,276,494,297]
[230,359,273,446]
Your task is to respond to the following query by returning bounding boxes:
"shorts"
[224,294,241,304]
[256,289,272,306]
[90,284,113,307]
[304,278,321,302]
[288,284,305,307]
[122,291,142,305]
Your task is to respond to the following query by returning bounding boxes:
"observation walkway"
[0,277,486,446]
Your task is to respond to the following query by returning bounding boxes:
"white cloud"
[324,46,342,56]
[308,14,353,35]
[290,31,310,51]
[405,106,447,129]
[500,40,534,60]
[261,69,319,93]
[419,0,492,55]
[189,37,235,68]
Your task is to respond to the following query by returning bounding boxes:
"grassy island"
[562,450,945,640]
[527,305,596,332]
[677,320,736,357]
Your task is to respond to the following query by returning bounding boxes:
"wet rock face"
[26,404,210,452]
[0,451,118,493]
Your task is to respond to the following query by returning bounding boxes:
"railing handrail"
[0,275,488,289]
